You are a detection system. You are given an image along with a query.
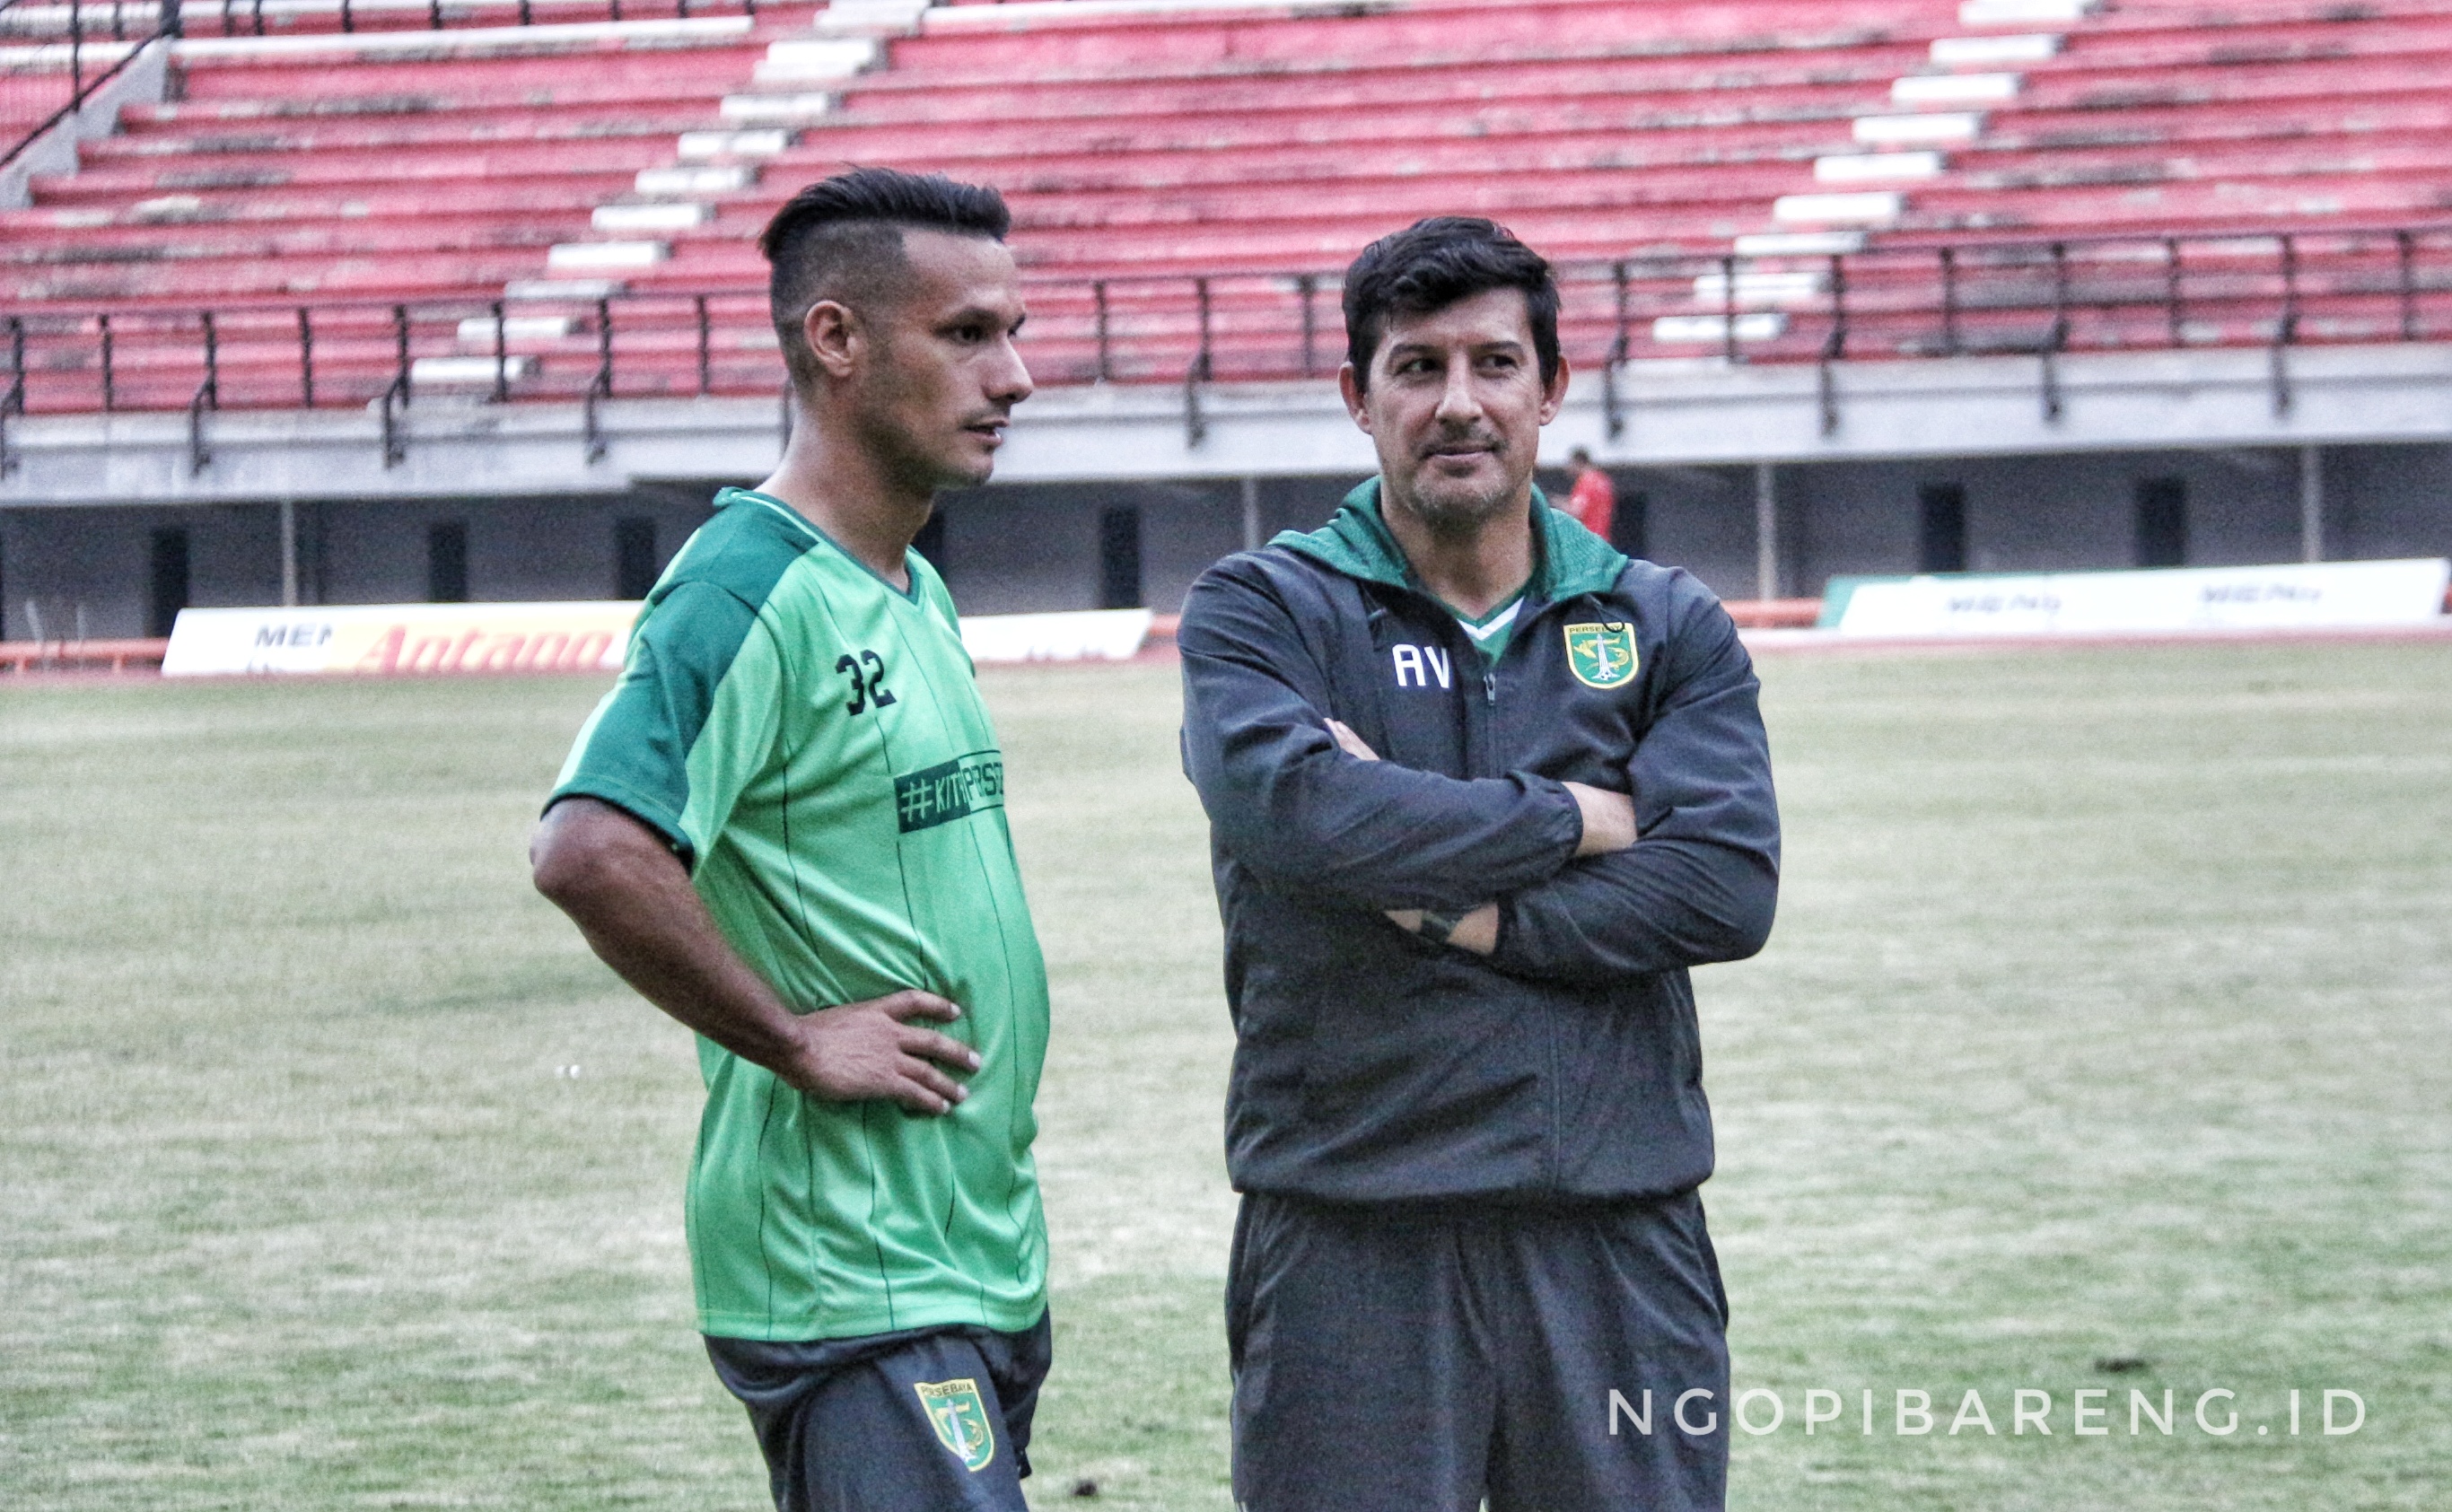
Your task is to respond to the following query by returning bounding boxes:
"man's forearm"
[1329,718,1629,956]
[1384,784,1633,947]
[1491,840,1778,985]
[531,799,976,1114]
[535,800,811,1075]
[562,871,810,1077]
[1180,582,1587,910]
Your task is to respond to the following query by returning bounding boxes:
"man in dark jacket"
[1178,217,1780,1512]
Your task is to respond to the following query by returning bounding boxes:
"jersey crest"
[1563,621,1639,688]
[915,1378,996,1472]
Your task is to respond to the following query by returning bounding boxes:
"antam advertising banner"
[162,603,1156,677]
[162,603,637,677]
[1824,559,2451,639]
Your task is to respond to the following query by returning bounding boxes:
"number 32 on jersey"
[835,650,897,716]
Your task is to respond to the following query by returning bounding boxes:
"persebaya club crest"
[915,1378,996,1473]
[1564,622,1639,688]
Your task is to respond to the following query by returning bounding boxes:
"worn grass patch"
[2,642,2446,1508]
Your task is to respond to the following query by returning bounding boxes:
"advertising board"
[162,603,1155,675]
[162,603,636,677]
[1822,559,2451,639]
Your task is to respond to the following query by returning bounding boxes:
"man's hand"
[1567,782,1636,856]
[789,989,980,1115]
[1324,717,1379,763]
[532,798,978,1116]
[1385,904,1502,956]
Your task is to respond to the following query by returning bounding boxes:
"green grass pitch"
[3,641,2448,1509]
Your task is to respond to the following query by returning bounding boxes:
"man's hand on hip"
[788,989,981,1116]
[533,798,978,1116]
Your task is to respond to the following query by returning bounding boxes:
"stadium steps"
[24,146,677,203]
[5,0,1974,319]
[156,47,771,104]
[1654,0,2452,341]
[4,0,762,40]
[8,179,642,232]
[1,4,837,307]
[10,0,2452,413]
[896,0,1962,74]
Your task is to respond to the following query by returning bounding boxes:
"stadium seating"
[4,0,2449,415]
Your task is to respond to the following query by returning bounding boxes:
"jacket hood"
[1272,477,1630,604]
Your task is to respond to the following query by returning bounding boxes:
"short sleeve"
[547,580,785,868]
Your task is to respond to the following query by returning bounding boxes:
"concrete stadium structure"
[4,0,2449,639]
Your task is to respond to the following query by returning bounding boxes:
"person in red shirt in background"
[1563,447,1616,545]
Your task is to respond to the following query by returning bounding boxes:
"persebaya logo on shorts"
[895,750,1005,834]
[1564,621,1639,688]
[915,1377,996,1473]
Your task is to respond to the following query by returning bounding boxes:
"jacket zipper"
[1404,585,1576,1193]
[1485,596,1567,1192]
[1465,626,1497,777]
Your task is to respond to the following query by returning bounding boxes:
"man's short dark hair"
[1342,216,1561,392]
[759,167,1011,387]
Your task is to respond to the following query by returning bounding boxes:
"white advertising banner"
[1831,559,2451,639]
[162,602,1155,676]
[959,607,1153,664]
[162,602,637,677]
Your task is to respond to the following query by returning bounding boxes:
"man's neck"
[1379,486,1536,618]
[755,413,932,589]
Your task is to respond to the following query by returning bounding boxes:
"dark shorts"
[1227,1190,1730,1512]
[704,1312,1052,1512]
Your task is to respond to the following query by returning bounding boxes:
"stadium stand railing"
[6,0,2452,467]
[7,225,2449,464]
[2,0,174,169]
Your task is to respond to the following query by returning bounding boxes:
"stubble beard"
[856,384,990,499]
[1390,437,1521,541]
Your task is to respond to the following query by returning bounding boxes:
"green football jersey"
[550,487,1049,1342]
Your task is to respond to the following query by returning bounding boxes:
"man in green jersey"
[530,169,1048,1512]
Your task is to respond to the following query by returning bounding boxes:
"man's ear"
[1537,351,1572,426]
[801,299,863,380]
[1338,362,1373,433]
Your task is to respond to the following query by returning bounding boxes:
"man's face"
[831,229,1033,492]
[1341,287,1567,536]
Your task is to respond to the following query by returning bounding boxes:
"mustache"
[1418,429,1506,459]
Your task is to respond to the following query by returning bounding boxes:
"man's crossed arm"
[1180,558,1778,981]
[1323,716,1633,955]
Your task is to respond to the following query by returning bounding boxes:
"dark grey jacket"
[1178,480,1780,1204]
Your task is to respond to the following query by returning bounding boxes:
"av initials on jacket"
[1391,643,1453,689]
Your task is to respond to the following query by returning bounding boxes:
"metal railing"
[173,0,763,39]
[0,0,180,171]
[0,0,769,157]
[4,0,775,185]
[4,222,2449,467]
[0,314,23,476]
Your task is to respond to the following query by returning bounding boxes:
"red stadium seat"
[4,0,2449,415]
